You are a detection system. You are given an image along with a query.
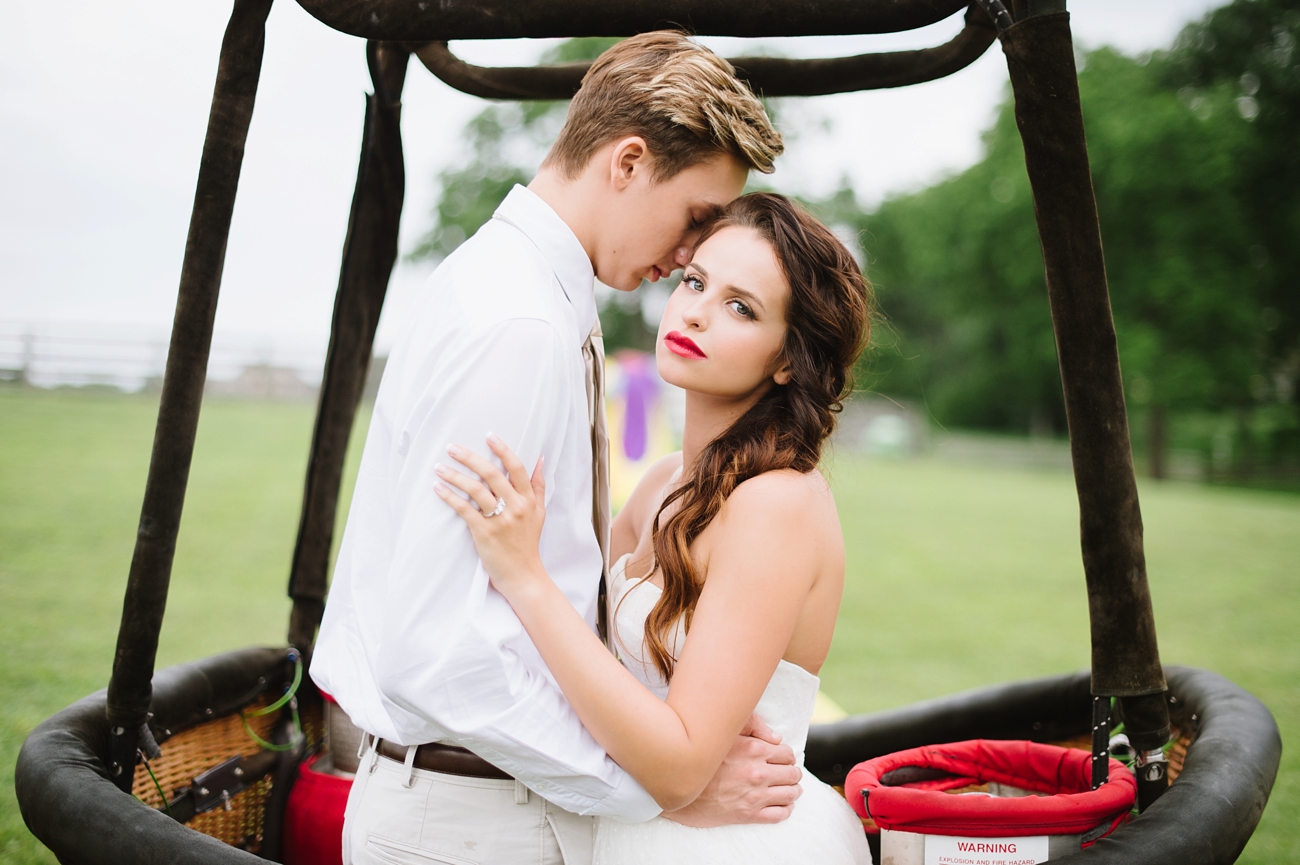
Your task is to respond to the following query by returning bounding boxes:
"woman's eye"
[685,275,704,292]
[728,299,754,319]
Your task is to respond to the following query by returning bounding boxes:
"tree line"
[843,0,1297,480]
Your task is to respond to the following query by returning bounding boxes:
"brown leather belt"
[375,739,513,781]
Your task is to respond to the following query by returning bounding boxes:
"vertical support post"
[286,42,410,654]
[999,10,1170,809]
[104,0,274,793]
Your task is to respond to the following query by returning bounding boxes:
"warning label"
[923,834,1050,865]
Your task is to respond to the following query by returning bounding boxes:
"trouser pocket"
[365,835,478,865]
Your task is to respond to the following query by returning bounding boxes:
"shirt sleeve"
[365,315,661,822]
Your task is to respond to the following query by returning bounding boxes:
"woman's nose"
[679,297,706,329]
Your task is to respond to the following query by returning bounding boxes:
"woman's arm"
[435,437,822,809]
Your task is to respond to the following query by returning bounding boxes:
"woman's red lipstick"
[665,331,706,359]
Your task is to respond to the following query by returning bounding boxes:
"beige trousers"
[343,740,595,865]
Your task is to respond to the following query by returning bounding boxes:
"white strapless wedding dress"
[593,554,873,865]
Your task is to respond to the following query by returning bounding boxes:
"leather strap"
[375,739,513,780]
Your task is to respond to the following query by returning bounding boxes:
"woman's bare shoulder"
[712,469,838,547]
[728,468,833,512]
[697,469,838,605]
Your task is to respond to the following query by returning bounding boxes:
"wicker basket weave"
[132,695,279,851]
[130,695,323,853]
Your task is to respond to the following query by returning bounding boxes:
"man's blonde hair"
[544,32,783,180]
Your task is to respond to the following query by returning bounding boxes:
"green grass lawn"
[1,388,1296,863]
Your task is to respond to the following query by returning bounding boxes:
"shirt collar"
[492,185,597,340]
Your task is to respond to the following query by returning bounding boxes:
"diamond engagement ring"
[484,496,507,518]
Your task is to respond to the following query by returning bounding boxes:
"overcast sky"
[1,1,1221,354]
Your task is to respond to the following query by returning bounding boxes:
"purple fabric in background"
[619,352,659,461]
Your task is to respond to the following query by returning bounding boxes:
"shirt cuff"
[580,770,663,823]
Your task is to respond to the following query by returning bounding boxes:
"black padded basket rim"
[146,648,297,746]
[17,648,296,865]
[17,652,1280,865]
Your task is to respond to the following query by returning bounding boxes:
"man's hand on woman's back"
[661,713,802,827]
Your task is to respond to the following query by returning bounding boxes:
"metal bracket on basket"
[1134,748,1170,804]
[160,749,280,823]
[191,756,252,813]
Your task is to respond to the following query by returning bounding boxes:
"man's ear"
[609,136,650,191]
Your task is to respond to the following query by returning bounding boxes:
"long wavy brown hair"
[641,192,873,681]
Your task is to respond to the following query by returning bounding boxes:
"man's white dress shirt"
[311,185,661,822]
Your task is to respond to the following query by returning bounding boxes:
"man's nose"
[672,246,691,268]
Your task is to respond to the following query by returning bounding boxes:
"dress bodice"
[596,555,873,864]
[608,553,821,766]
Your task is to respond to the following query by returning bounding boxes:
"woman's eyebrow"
[727,285,766,313]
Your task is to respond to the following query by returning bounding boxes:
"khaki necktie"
[582,320,613,647]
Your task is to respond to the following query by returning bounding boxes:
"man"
[312,32,792,865]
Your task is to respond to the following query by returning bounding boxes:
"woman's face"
[655,225,791,402]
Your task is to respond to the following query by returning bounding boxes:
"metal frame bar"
[410,4,995,101]
[297,0,969,40]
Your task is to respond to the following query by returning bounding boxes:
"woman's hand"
[434,434,548,600]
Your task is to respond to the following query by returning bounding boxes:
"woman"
[434,193,873,864]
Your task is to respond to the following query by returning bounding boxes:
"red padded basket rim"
[846,739,1135,837]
